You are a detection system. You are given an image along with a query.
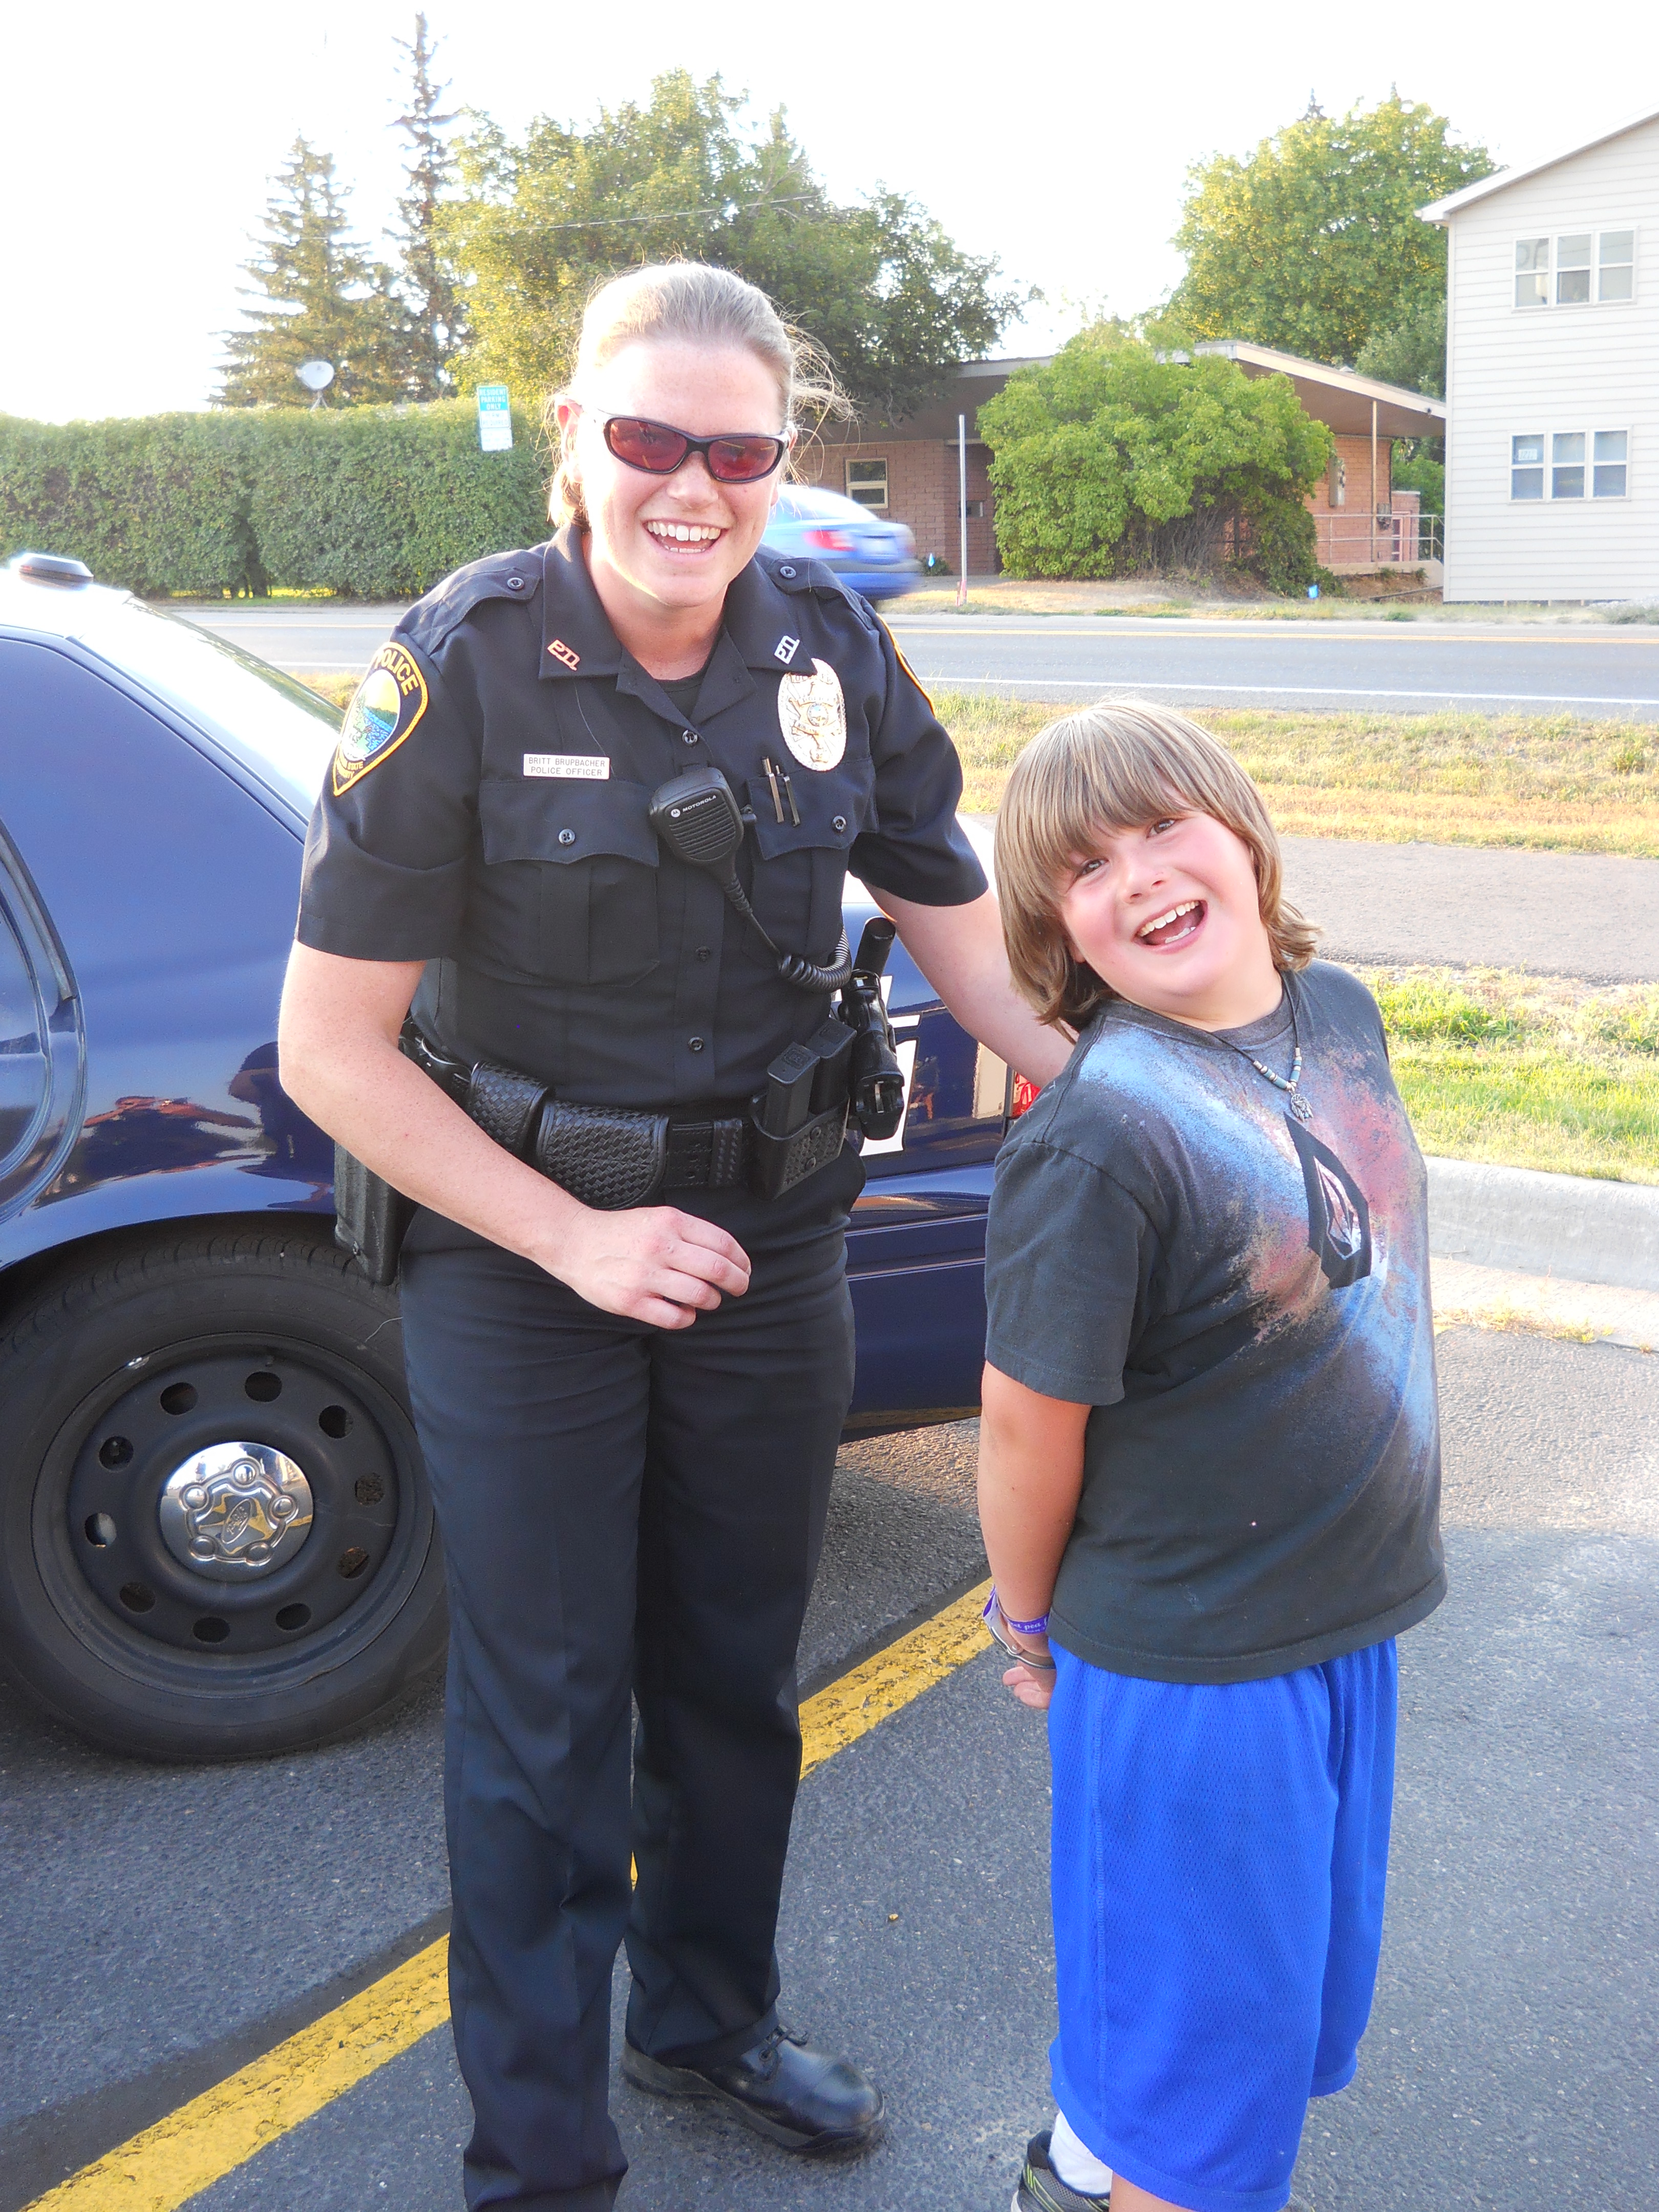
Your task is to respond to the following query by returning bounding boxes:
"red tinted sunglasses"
[599,413,789,484]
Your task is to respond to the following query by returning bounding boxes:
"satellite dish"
[296,359,335,393]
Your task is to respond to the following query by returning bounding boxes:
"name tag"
[523,754,610,779]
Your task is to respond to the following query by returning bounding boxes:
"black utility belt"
[400,1025,849,1209]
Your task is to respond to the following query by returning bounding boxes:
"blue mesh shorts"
[1047,1639,1398,2212]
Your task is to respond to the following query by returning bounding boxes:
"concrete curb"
[1427,1157,1659,1293]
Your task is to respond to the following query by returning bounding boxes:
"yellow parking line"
[24,1579,993,2212]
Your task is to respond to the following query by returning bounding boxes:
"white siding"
[1442,117,1659,601]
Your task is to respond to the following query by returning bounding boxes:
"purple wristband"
[985,1587,1050,1637]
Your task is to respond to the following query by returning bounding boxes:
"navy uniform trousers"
[397,1158,860,2212]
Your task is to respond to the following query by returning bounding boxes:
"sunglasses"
[598,412,790,485]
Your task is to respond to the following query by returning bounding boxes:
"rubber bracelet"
[984,1587,1050,1637]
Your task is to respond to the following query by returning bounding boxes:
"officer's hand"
[547,1204,751,1327]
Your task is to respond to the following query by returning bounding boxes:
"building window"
[1555,235,1592,305]
[1511,435,1545,498]
[1600,230,1635,302]
[1593,430,1629,498]
[1515,239,1549,307]
[845,459,888,511]
[1515,230,1637,309]
[1511,430,1628,500]
[1552,432,1585,497]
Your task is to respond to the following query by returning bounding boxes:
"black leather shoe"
[621,2024,883,2151]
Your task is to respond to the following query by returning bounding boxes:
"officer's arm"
[866,886,1071,1086]
[279,944,750,1326]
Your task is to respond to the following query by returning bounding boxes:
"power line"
[522,192,837,234]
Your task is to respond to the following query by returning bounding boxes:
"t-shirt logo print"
[333,642,429,796]
[777,657,846,770]
[1287,1119,1373,1288]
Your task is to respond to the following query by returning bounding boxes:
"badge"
[333,644,428,796]
[547,637,581,669]
[774,633,800,665]
[777,657,846,772]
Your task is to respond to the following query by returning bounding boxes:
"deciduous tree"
[442,72,1026,417]
[1168,94,1493,367]
[980,328,1334,593]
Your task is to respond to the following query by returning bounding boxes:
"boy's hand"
[1001,1631,1054,1712]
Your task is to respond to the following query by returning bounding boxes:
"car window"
[0,902,47,1168]
[73,602,337,817]
[773,489,867,524]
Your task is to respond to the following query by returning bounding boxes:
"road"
[5,1328,1655,2211]
[184,604,1659,720]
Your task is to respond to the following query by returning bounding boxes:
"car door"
[842,886,1010,1430]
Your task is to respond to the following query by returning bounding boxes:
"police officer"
[280,263,1067,2211]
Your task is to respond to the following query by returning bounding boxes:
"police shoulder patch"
[333,643,429,796]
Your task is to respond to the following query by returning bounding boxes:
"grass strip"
[939,693,1659,855]
[1353,967,1659,1185]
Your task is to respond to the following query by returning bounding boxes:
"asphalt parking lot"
[5,1325,1656,2212]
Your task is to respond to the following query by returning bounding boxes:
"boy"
[977,703,1443,2212]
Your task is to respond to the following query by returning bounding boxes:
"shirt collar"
[539,529,798,716]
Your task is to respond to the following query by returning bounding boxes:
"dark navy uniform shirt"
[297,527,986,1108]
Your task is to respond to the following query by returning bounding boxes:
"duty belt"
[400,1025,847,1209]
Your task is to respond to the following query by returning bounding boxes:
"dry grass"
[938,692,1659,855]
[296,671,361,712]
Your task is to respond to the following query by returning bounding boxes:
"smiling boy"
[977,703,1443,2212]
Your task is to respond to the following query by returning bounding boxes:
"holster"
[333,1144,414,1288]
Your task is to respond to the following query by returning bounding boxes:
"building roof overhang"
[1416,104,1659,224]
[1189,341,1446,438]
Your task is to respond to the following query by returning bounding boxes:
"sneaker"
[1013,2129,1110,2211]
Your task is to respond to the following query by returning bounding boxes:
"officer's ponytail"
[546,262,846,529]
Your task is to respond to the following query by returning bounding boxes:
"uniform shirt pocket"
[743,764,870,961]
[476,778,660,987]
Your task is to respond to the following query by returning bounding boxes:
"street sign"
[476,385,513,453]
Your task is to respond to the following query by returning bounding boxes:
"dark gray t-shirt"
[984,961,1444,1685]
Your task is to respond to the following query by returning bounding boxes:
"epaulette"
[756,549,878,634]
[397,546,546,657]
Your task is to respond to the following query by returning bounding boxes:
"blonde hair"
[547,262,843,528]
[995,699,1320,1030]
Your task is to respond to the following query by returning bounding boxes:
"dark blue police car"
[0,552,1011,1762]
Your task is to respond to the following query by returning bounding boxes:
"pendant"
[1290,1093,1315,1124]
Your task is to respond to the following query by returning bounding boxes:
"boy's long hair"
[995,700,1320,1030]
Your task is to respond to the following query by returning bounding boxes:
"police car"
[0,553,1013,1762]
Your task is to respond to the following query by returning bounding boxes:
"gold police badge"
[777,657,846,772]
[333,642,429,796]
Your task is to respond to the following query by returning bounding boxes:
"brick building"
[795,358,1045,576]
[798,345,1447,580]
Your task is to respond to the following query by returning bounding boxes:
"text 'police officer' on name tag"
[523,755,611,779]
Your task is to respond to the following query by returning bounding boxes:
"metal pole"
[956,414,968,610]
[1370,399,1378,568]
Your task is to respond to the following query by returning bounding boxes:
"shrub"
[979,331,1333,593]
[0,413,261,595]
[0,403,549,599]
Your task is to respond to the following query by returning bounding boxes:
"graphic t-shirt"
[984,961,1444,1684]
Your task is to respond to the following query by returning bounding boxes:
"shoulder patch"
[333,643,428,796]
[879,619,934,712]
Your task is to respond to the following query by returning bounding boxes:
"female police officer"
[279,263,1067,2211]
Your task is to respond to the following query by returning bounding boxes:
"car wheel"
[0,1227,446,1761]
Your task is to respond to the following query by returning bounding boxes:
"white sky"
[3,0,1652,422]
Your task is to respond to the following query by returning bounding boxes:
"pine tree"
[219,138,409,407]
[388,13,465,398]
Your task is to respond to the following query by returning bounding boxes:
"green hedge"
[0,402,550,599]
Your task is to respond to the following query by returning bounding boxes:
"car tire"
[0,1226,446,1762]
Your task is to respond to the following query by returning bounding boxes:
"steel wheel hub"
[157,1442,313,1579]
